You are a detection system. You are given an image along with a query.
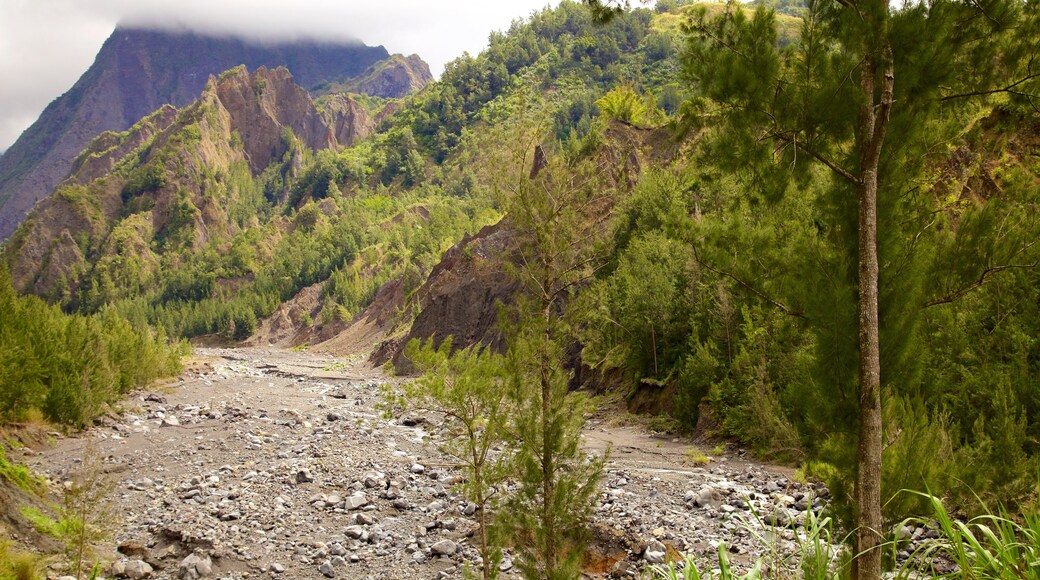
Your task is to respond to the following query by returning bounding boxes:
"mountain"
[0,27,428,240]
[7,65,378,299]
[315,54,433,99]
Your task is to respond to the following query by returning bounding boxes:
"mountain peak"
[0,27,428,240]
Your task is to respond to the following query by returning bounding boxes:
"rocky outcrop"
[0,27,393,239]
[370,220,522,367]
[368,122,677,369]
[341,54,434,99]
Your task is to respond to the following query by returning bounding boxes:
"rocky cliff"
[339,54,434,99]
[0,27,430,239]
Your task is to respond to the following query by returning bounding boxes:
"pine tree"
[396,339,511,580]
[500,152,609,579]
[582,0,1039,576]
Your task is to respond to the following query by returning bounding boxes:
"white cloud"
[0,0,561,151]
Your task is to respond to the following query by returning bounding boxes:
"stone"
[767,508,792,528]
[344,526,364,539]
[124,559,153,579]
[270,563,286,573]
[644,549,667,564]
[410,463,425,474]
[643,539,667,564]
[344,494,367,510]
[178,553,213,579]
[694,486,722,509]
[318,560,336,577]
[162,416,180,427]
[353,512,376,525]
[431,539,457,556]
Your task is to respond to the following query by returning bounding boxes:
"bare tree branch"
[923,261,1038,308]
[939,72,1040,101]
[692,246,807,319]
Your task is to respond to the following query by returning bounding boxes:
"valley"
[23,347,820,579]
[1,0,1038,577]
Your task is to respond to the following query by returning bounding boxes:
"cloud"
[0,0,560,151]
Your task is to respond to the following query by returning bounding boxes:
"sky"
[0,0,564,154]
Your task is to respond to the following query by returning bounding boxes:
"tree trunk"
[854,161,884,580]
[541,272,557,575]
[852,22,893,579]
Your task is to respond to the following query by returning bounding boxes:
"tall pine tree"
[584,0,1039,576]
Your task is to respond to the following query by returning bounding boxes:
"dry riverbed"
[26,348,832,579]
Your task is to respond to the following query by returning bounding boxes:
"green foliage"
[0,267,184,428]
[498,154,607,578]
[0,540,40,580]
[60,446,115,580]
[669,0,1040,528]
[19,506,61,538]
[0,447,44,495]
[594,83,655,126]
[120,159,167,201]
[896,491,1040,579]
[397,338,511,579]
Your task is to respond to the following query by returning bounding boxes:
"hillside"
[0,27,428,240]
[1,0,1039,576]
[7,65,382,303]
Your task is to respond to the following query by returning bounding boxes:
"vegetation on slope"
[2,2,1039,564]
[0,267,184,428]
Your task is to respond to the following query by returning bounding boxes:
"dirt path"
[27,348,826,579]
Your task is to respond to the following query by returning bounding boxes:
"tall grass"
[648,490,1040,580]
[896,491,1040,579]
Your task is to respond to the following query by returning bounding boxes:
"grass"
[895,491,1040,578]
[0,540,40,580]
[18,507,62,538]
[648,487,1040,580]
[685,448,711,466]
[322,361,350,372]
[0,448,44,495]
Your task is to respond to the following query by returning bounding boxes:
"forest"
[1,0,1039,577]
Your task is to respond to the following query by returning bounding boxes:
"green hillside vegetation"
[1,0,1039,557]
[0,267,184,428]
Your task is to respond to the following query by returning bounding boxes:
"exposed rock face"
[0,27,395,239]
[370,221,522,368]
[341,54,434,99]
[7,66,375,298]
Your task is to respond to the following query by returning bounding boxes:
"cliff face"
[341,54,434,99]
[0,27,419,239]
[7,66,376,299]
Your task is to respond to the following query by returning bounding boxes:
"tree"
[395,339,511,580]
[584,0,1039,577]
[499,151,609,579]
